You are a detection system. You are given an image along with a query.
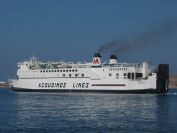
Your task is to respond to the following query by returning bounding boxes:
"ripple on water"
[0,89,177,132]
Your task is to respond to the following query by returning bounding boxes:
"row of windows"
[108,73,126,79]
[40,69,78,73]
[38,72,85,77]
[108,73,127,77]
[63,74,84,77]
[109,73,143,80]
[40,68,128,73]
[109,68,128,71]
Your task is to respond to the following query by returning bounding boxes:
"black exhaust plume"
[97,17,177,54]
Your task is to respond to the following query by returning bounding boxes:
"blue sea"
[0,88,177,133]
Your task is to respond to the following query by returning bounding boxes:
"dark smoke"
[97,17,177,54]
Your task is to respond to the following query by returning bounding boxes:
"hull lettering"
[73,83,89,88]
[38,83,67,88]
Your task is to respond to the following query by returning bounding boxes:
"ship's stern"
[157,64,169,93]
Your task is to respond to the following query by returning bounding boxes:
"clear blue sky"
[0,0,177,80]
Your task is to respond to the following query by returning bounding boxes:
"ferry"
[9,53,169,93]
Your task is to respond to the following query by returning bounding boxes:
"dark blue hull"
[11,87,161,94]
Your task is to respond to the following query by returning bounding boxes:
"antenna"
[33,53,35,60]
[30,53,38,62]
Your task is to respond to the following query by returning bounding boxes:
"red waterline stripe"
[92,84,126,86]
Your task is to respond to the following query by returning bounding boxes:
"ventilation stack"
[92,53,101,66]
[109,55,118,64]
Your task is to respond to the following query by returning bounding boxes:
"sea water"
[0,88,177,133]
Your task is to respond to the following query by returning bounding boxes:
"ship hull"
[9,74,158,94]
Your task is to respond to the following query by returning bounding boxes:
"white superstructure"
[9,53,169,93]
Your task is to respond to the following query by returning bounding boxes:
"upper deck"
[15,53,156,81]
[17,55,145,70]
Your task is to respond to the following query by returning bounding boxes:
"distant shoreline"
[169,74,177,89]
[0,85,9,89]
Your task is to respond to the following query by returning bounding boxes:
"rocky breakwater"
[169,75,177,88]
[0,81,8,88]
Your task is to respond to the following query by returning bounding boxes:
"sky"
[0,0,177,80]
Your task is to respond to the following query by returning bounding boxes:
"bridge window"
[123,73,127,79]
[132,73,134,79]
[128,73,131,79]
[69,74,71,77]
[63,74,65,77]
[136,73,143,80]
[128,73,135,80]
[116,73,119,79]
[109,73,112,77]
[82,74,84,77]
